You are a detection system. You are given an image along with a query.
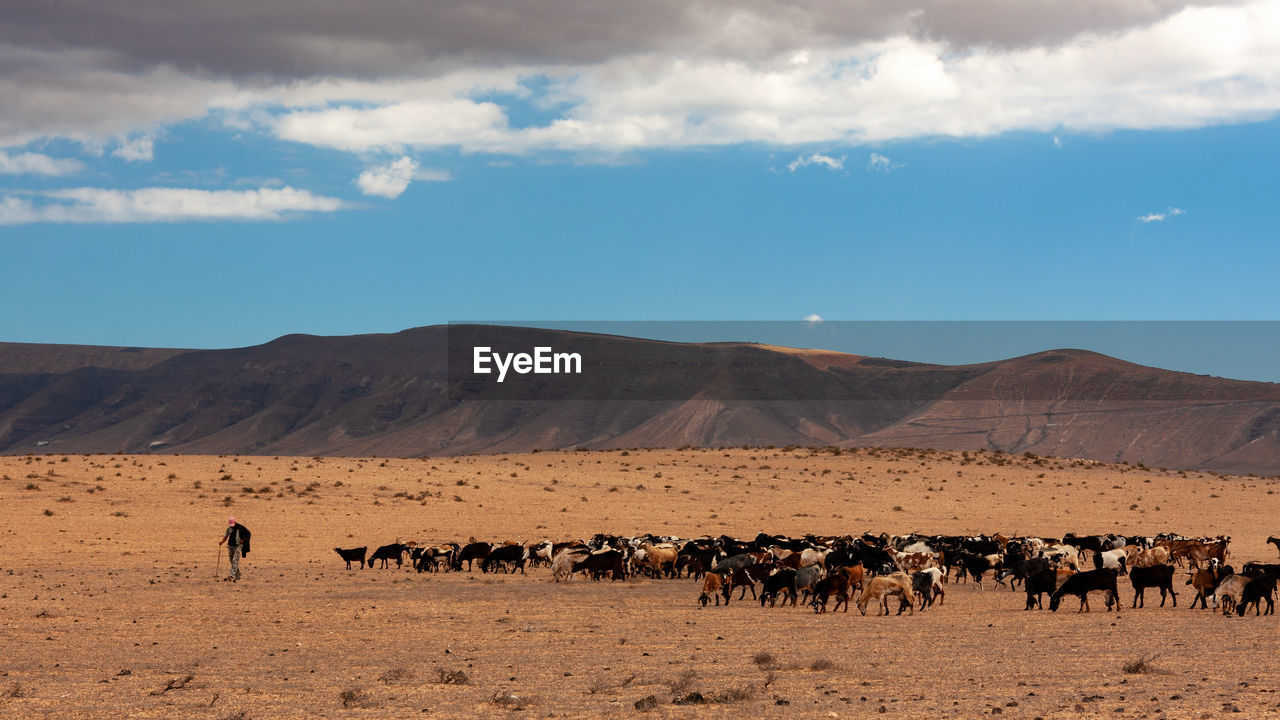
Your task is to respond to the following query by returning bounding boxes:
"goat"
[1095,548,1128,576]
[760,569,798,607]
[811,568,854,613]
[1236,575,1277,616]
[638,542,679,578]
[857,572,915,616]
[551,547,591,582]
[793,564,826,606]
[369,542,408,569]
[1269,536,1280,559]
[1129,564,1177,608]
[481,543,528,574]
[454,541,492,571]
[1024,566,1057,610]
[911,568,945,610]
[954,551,1000,589]
[1049,569,1120,613]
[1186,563,1231,609]
[334,546,367,569]
[572,549,626,581]
[699,572,730,606]
[734,563,776,600]
[1242,562,1280,581]
[1213,574,1251,614]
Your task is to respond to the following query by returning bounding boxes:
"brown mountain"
[2,325,1278,474]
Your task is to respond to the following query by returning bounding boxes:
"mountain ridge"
[2,325,1278,474]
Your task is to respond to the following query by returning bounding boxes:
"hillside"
[1,324,1279,473]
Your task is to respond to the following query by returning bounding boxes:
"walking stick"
[216,545,222,579]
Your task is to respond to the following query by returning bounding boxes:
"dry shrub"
[491,690,526,709]
[1123,654,1161,675]
[436,668,470,685]
[667,669,698,695]
[377,667,414,684]
[339,687,375,708]
[809,658,835,671]
[751,652,775,667]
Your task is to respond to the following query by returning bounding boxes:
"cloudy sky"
[2,0,1279,350]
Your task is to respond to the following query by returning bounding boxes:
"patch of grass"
[751,652,775,667]
[436,668,470,685]
[1123,654,1161,675]
[4,683,28,698]
[491,690,526,709]
[809,658,835,671]
[667,669,698,695]
[712,686,755,703]
[221,711,251,720]
[339,687,375,708]
[377,667,414,684]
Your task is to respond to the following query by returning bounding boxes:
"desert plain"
[2,446,1279,719]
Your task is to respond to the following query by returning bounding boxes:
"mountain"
[2,325,1279,474]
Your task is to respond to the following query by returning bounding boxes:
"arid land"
[2,447,1279,719]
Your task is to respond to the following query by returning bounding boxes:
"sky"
[2,0,1279,376]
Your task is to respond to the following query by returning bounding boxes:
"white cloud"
[867,153,904,171]
[0,186,344,224]
[1053,136,1063,148]
[804,313,824,326]
[112,136,154,162]
[788,153,845,172]
[1138,207,1187,222]
[356,156,418,198]
[355,156,452,198]
[0,150,83,176]
[1,1,1279,160]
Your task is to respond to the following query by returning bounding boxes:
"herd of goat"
[334,532,1280,617]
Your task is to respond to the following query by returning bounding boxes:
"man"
[218,517,252,582]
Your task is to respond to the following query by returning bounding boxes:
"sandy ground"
[2,447,1279,719]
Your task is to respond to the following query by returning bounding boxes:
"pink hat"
[228,517,236,525]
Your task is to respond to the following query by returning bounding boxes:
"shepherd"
[218,517,252,582]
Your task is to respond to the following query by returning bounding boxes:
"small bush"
[339,687,374,708]
[667,669,697,695]
[751,652,775,667]
[436,668,470,685]
[4,683,28,698]
[809,658,835,671]
[377,667,414,684]
[1123,654,1160,675]
[490,690,526,709]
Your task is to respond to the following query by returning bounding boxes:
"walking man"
[218,517,251,582]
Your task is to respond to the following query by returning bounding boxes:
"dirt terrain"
[2,447,1279,719]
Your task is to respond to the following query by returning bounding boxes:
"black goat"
[369,543,408,569]
[1236,575,1277,616]
[481,544,528,574]
[454,541,492,571]
[334,546,367,569]
[759,569,798,607]
[1049,568,1120,613]
[1129,565,1178,608]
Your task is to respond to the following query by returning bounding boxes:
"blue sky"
[2,0,1279,378]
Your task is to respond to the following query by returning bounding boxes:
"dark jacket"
[227,523,252,556]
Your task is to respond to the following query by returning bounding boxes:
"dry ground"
[2,447,1279,719]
